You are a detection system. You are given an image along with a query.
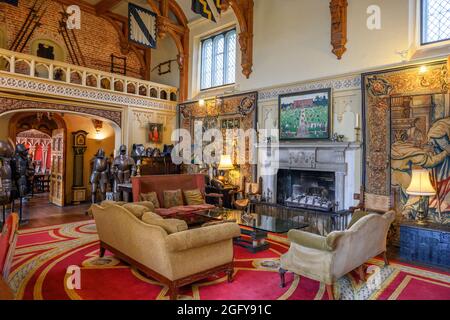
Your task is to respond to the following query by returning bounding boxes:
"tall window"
[421,0,450,45]
[201,29,236,90]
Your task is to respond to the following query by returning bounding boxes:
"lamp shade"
[218,155,234,171]
[406,169,436,196]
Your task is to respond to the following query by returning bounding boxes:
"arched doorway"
[1,110,120,211]
[9,112,67,206]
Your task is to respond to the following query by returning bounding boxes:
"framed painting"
[279,88,332,141]
[148,123,163,143]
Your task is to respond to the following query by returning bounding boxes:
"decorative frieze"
[258,74,361,101]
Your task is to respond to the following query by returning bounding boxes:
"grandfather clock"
[72,130,88,204]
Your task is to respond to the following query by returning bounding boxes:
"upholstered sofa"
[131,174,220,221]
[279,211,395,300]
[91,203,241,300]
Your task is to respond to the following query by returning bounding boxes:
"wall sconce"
[199,99,205,107]
[419,65,431,87]
[92,119,103,140]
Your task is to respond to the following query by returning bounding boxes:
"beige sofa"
[91,204,241,300]
[279,211,395,300]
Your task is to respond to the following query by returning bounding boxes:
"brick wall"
[0,0,144,79]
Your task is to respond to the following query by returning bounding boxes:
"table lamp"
[217,155,234,183]
[406,169,436,225]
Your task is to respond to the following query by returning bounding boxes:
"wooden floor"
[15,193,91,229]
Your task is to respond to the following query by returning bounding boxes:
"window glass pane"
[225,30,236,84]
[201,39,213,90]
[200,29,236,90]
[422,0,450,44]
[213,35,225,87]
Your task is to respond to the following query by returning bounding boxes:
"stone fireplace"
[261,142,362,211]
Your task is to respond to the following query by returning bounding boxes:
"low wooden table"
[195,208,309,253]
[0,276,14,300]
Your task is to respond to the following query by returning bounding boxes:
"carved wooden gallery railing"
[0,48,178,102]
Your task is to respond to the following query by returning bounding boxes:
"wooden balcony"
[0,48,178,111]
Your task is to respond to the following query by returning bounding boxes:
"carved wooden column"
[330,0,348,60]
[226,0,254,78]
[72,130,88,205]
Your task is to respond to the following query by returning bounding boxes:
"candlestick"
[355,113,360,129]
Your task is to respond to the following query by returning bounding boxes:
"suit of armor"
[0,141,14,204]
[89,148,110,203]
[112,145,136,201]
[13,144,33,198]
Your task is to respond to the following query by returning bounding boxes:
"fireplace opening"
[277,170,336,211]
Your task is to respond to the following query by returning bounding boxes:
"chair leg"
[279,268,287,288]
[382,251,389,266]
[169,284,178,300]
[326,284,335,300]
[226,268,234,283]
[99,246,105,258]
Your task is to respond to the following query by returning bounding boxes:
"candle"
[355,113,360,128]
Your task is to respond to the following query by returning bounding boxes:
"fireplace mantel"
[259,141,362,210]
[277,142,361,172]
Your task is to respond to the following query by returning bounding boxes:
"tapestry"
[363,60,450,233]
[178,92,258,184]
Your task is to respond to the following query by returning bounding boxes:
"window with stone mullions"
[421,0,450,45]
[201,29,236,90]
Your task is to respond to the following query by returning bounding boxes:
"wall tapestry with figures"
[178,92,258,185]
[363,58,450,242]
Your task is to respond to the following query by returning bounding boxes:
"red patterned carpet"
[6,220,450,300]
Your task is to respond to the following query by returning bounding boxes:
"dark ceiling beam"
[96,0,122,15]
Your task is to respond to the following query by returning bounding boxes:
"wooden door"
[49,129,65,206]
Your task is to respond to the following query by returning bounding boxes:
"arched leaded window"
[200,28,236,90]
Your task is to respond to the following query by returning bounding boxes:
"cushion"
[101,200,127,207]
[139,192,160,208]
[183,189,205,205]
[122,203,149,219]
[141,211,164,221]
[348,210,369,229]
[163,189,184,209]
[87,200,126,216]
[141,216,188,234]
[135,201,155,212]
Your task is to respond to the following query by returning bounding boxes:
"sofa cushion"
[183,189,205,205]
[135,201,155,212]
[86,200,126,216]
[122,204,149,219]
[163,189,184,209]
[139,192,160,208]
[141,215,188,234]
[142,211,164,221]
